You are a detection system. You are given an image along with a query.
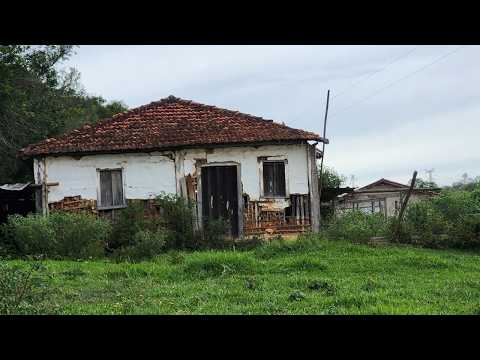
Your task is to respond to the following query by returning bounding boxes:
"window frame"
[259,159,289,199]
[96,167,127,210]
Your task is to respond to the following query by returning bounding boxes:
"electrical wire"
[333,46,419,99]
[329,46,466,119]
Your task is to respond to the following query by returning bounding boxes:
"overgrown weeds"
[0,262,57,314]
[325,211,389,244]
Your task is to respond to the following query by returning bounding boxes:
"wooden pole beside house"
[394,170,417,240]
[318,89,330,225]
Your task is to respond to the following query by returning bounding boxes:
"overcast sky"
[61,45,480,187]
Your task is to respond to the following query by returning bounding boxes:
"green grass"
[4,239,480,314]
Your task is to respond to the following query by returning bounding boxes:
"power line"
[329,46,466,119]
[333,46,419,99]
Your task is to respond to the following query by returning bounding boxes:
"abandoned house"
[20,96,328,238]
[335,178,440,217]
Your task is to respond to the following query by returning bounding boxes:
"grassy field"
[5,239,480,314]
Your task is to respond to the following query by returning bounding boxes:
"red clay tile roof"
[20,95,327,157]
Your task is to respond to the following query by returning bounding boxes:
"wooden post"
[318,90,330,227]
[318,90,330,202]
[395,170,417,239]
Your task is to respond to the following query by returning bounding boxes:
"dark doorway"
[201,165,239,237]
[0,185,35,224]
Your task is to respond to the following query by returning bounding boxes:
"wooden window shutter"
[99,169,124,208]
[263,161,286,197]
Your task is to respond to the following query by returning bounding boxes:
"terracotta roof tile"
[20,95,327,157]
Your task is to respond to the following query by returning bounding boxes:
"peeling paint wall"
[36,143,316,235]
[181,143,310,199]
[37,143,310,204]
[37,152,176,203]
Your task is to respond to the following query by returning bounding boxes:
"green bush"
[50,212,110,259]
[108,202,158,250]
[2,214,56,257]
[201,217,230,249]
[2,212,110,259]
[112,229,168,262]
[400,195,480,249]
[155,192,199,250]
[0,262,57,314]
[325,211,389,243]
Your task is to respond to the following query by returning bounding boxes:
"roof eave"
[20,138,321,158]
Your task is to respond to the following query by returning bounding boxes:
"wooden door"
[201,165,239,237]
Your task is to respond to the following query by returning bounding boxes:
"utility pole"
[424,168,434,184]
[394,170,417,241]
[350,174,356,188]
[318,89,330,213]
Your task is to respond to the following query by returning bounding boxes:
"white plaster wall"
[41,152,176,203]
[39,143,311,204]
[182,143,310,200]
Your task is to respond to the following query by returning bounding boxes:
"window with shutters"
[97,169,126,210]
[262,161,286,198]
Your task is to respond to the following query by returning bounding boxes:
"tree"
[413,177,438,189]
[449,173,480,192]
[318,166,347,189]
[0,45,128,184]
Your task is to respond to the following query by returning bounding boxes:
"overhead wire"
[333,46,419,99]
[329,46,466,119]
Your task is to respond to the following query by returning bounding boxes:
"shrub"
[49,212,110,259]
[397,190,480,249]
[200,217,230,249]
[156,192,198,250]
[2,212,111,259]
[325,211,389,243]
[112,229,168,262]
[108,202,157,250]
[2,214,56,257]
[0,262,57,315]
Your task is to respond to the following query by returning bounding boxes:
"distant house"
[20,96,328,238]
[335,178,439,217]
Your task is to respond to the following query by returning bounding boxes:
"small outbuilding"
[335,178,440,217]
[20,96,328,238]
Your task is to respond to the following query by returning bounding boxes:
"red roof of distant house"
[357,178,409,191]
[20,96,327,157]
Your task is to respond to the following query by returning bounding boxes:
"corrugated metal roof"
[0,183,31,191]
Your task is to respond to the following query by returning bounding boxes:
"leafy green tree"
[414,177,438,189]
[446,174,480,192]
[318,166,346,189]
[0,45,127,184]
